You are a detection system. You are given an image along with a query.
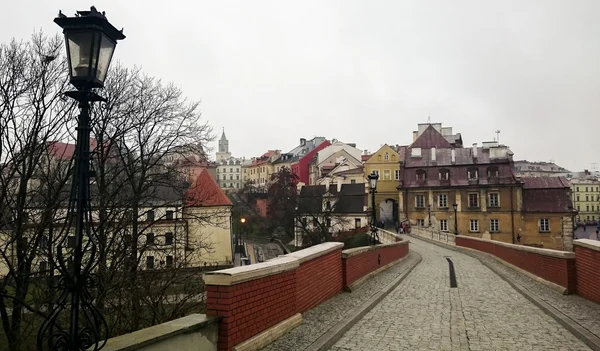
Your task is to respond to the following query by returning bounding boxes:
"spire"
[218,127,229,153]
[220,127,227,141]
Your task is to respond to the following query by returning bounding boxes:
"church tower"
[216,128,232,161]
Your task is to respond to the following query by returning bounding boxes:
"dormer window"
[467,168,479,180]
[384,152,389,161]
[416,170,427,181]
[487,166,499,178]
[439,169,450,180]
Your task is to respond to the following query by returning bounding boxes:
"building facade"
[216,158,244,190]
[570,172,600,223]
[246,150,281,191]
[286,137,331,185]
[363,144,401,224]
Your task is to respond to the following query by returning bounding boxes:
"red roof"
[48,139,98,160]
[185,169,232,207]
[251,151,275,166]
[411,125,453,149]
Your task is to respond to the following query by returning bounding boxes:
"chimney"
[300,138,306,146]
[431,147,436,162]
[472,143,478,158]
[451,149,456,164]
[337,179,342,192]
[364,149,368,155]
[413,131,418,142]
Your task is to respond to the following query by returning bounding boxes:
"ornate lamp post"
[452,203,458,235]
[368,171,379,245]
[38,7,124,351]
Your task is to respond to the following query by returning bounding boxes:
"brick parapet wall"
[574,240,600,304]
[456,236,576,292]
[203,241,410,351]
[342,241,409,288]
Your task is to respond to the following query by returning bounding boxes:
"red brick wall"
[456,237,576,292]
[343,243,409,288]
[206,270,297,351]
[295,249,343,313]
[575,245,600,304]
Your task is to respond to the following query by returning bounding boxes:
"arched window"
[467,168,479,180]
[439,169,450,180]
[487,166,499,178]
[416,169,427,181]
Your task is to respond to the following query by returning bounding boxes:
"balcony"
[468,178,479,185]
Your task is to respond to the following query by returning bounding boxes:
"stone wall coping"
[203,257,299,286]
[342,240,408,258]
[104,314,218,351]
[458,235,576,259]
[284,242,344,264]
[574,239,600,252]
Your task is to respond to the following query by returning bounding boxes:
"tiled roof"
[185,169,232,207]
[410,125,453,149]
[48,139,98,160]
[298,183,365,214]
[522,177,570,189]
[522,187,573,213]
[251,151,275,166]
[401,164,517,188]
[335,167,364,176]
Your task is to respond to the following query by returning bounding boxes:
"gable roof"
[410,125,453,149]
[522,177,570,189]
[251,151,276,166]
[185,169,232,207]
[364,144,399,164]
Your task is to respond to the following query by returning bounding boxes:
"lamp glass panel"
[67,31,95,79]
[96,33,116,84]
[370,177,377,189]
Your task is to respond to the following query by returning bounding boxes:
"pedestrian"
[592,230,600,241]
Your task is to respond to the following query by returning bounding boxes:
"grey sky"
[3,1,599,171]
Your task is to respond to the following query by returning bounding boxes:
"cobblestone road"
[331,235,591,351]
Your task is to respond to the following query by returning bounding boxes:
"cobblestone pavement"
[331,235,591,351]
[261,253,420,351]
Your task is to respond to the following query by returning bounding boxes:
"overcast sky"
[3,1,599,171]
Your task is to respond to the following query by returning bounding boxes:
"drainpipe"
[510,185,515,244]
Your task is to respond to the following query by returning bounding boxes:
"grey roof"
[298,183,366,214]
[286,137,327,162]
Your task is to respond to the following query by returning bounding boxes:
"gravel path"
[261,253,420,351]
[331,235,591,351]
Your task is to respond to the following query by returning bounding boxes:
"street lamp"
[38,7,124,351]
[368,171,379,245]
[427,204,432,226]
[452,203,458,235]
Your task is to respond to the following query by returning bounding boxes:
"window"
[146,256,155,269]
[237,175,240,180]
[415,195,425,208]
[438,194,448,208]
[587,205,589,212]
[539,218,550,232]
[216,175,220,180]
[577,205,580,210]
[490,219,499,232]
[586,187,589,192]
[467,168,479,179]
[488,193,499,207]
[577,195,580,201]
[165,232,174,245]
[355,218,361,228]
[469,219,479,232]
[416,170,427,181]
[576,186,579,192]
[468,193,479,208]
[146,232,155,245]
[395,170,400,180]
[439,169,449,180]
[146,210,155,222]
[230,168,233,173]
[383,169,391,180]
[487,167,499,178]
[325,218,331,227]
[351,179,356,184]
[165,210,174,220]
[439,219,448,231]
[229,175,233,180]
[586,195,589,201]
[67,235,76,248]
[166,255,173,268]
[384,152,389,161]
[417,219,425,226]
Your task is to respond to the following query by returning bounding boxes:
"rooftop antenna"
[427,115,431,124]
[494,129,501,143]
[591,163,598,171]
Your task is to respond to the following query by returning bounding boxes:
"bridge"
[103,229,600,351]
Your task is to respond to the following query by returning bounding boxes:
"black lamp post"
[38,7,124,351]
[427,204,432,226]
[368,171,379,245]
[452,203,458,235]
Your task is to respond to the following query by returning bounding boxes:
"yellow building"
[363,144,401,224]
[571,176,600,222]
[246,150,280,190]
